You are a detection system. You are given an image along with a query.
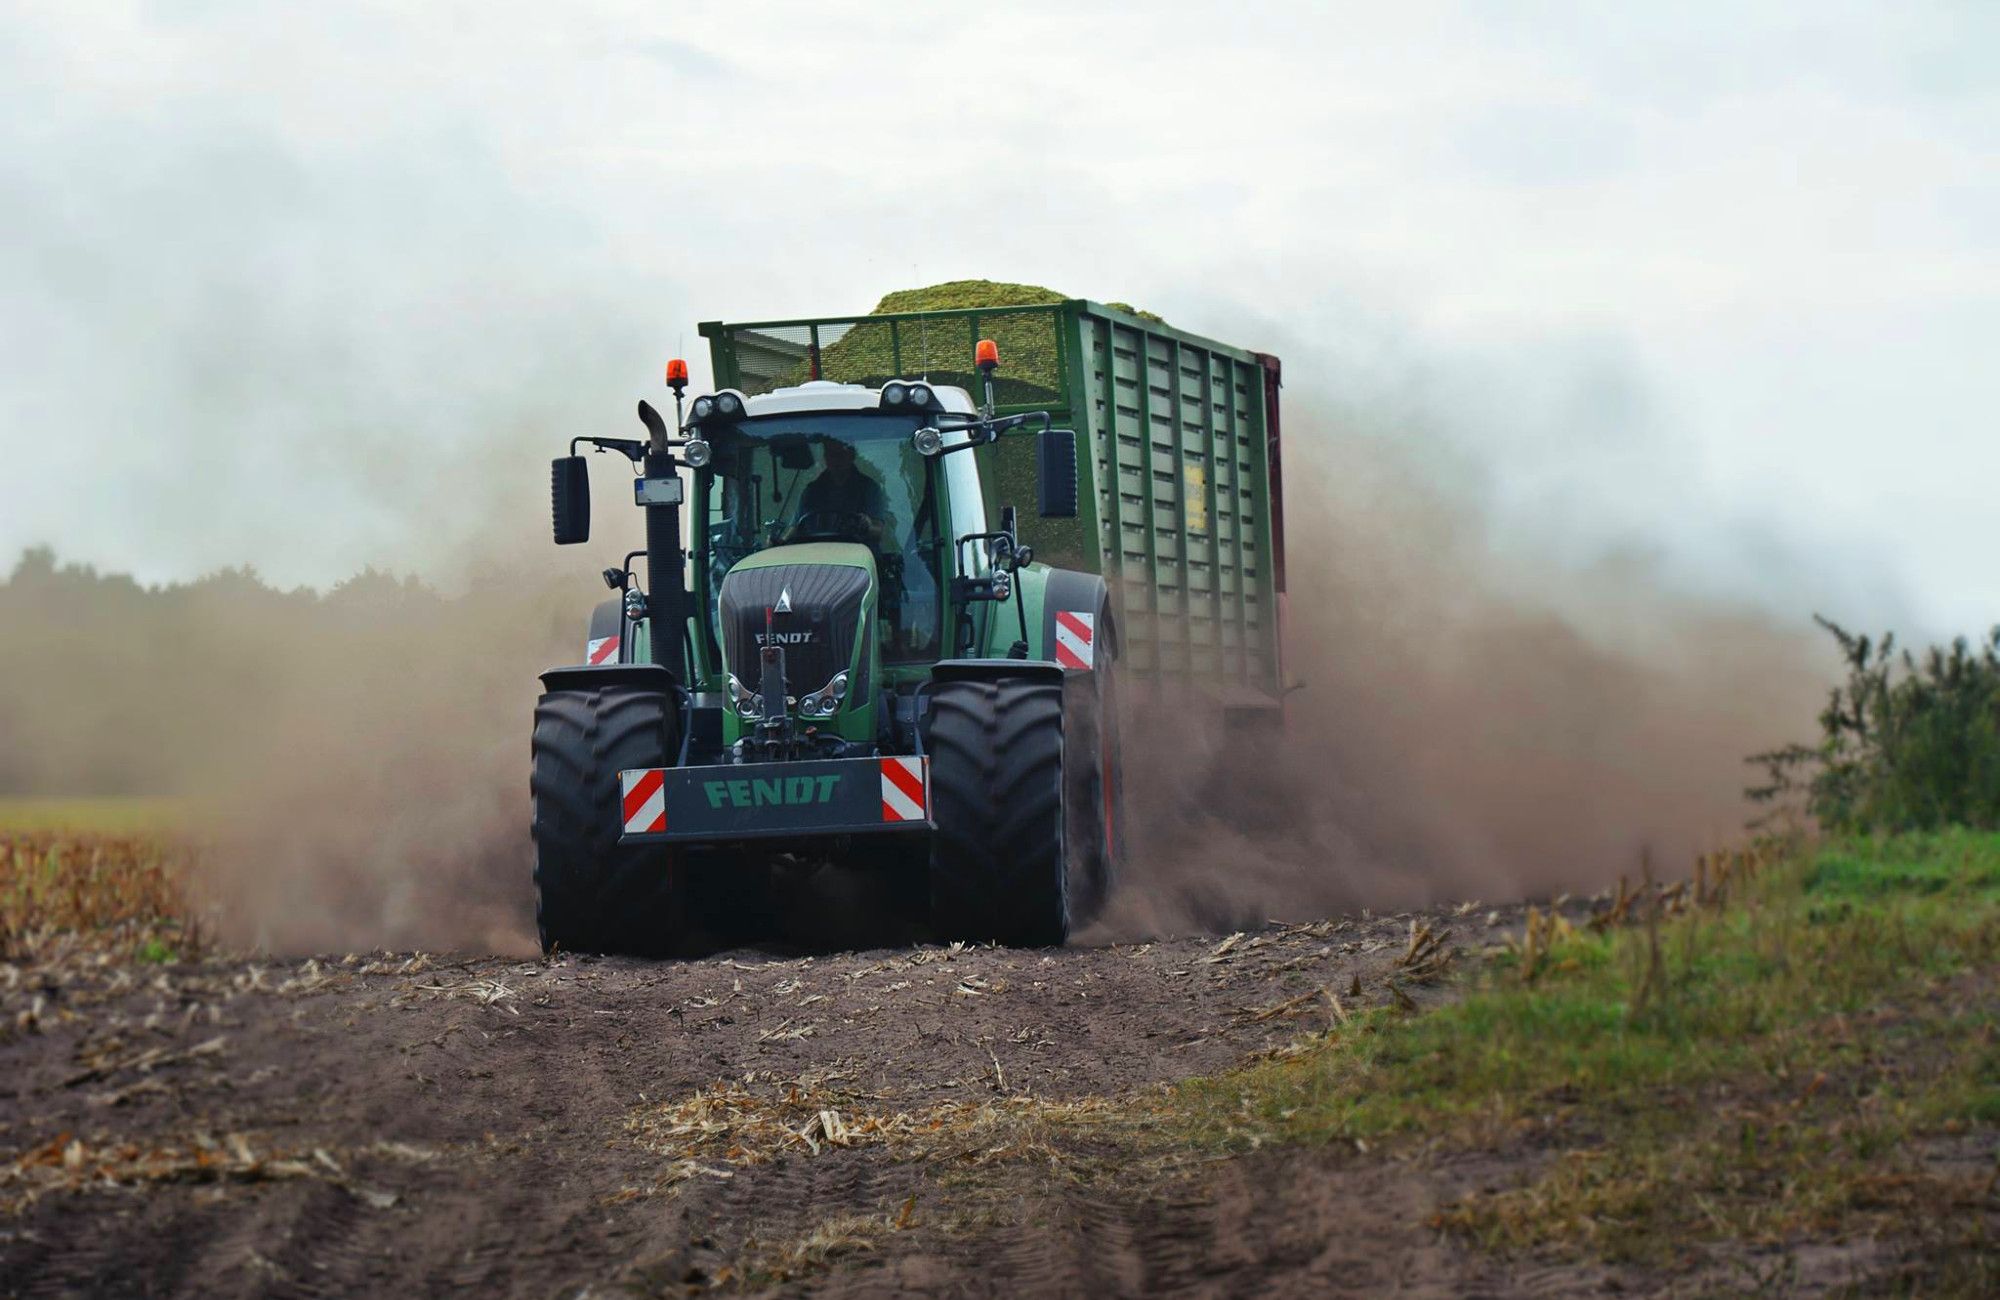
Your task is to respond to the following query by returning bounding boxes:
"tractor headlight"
[912,426,943,457]
[691,396,715,421]
[715,391,743,417]
[991,570,1012,601]
[800,670,849,718]
[907,383,933,408]
[881,382,908,407]
[681,438,712,468]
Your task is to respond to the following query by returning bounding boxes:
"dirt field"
[0,895,1598,1299]
[4,873,1986,1300]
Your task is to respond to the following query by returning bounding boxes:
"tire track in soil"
[824,1153,1519,1299]
[1,901,1548,1298]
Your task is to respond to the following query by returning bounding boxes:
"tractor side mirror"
[551,456,591,545]
[1036,427,1078,518]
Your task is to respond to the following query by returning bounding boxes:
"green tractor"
[532,296,1286,954]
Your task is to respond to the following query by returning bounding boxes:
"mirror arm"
[622,550,647,593]
[917,410,1052,459]
[932,434,986,458]
[570,435,648,464]
[572,433,709,466]
[1010,563,1032,655]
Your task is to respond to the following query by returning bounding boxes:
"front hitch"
[752,608,794,758]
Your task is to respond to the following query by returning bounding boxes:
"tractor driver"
[794,438,890,546]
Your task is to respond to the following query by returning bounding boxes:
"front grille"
[719,562,870,699]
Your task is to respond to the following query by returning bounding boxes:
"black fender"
[1038,568,1115,669]
[929,658,1065,685]
[587,596,624,660]
[538,663,678,696]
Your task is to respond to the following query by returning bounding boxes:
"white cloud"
[0,1,1992,630]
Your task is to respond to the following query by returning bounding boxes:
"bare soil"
[0,897,1936,1298]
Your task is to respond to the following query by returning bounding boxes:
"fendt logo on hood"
[756,586,812,644]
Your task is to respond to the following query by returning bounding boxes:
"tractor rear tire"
[530,685,684,957]
[926,675,1081,947]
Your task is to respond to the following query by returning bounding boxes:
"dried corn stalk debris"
[624,1079,1156,1191]
[1394,919,1455,982]
[0,1130,400,1213]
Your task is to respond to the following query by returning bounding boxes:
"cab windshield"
[699,412,943,663]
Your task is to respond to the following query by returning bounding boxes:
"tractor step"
[617,756,931,845]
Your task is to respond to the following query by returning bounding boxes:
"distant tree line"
[0,546,567,796]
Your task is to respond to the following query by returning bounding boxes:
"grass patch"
[1806,826,2000,903]
[1173,833,2000,1270]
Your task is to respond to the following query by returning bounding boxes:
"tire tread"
[530,686,682,956]
[927,677,1070,946]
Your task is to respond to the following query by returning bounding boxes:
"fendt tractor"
[531,294,1287,954]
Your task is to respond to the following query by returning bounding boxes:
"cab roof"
[740,380,979,419]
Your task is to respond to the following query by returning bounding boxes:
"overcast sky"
[1,1,1993,633]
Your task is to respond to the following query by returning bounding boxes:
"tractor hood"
[717,543,875,707]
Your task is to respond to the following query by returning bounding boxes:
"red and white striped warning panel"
[620,768,666,835]
[1053,610,1095,670]
[879,756,928,823]
[586,635,619,666]
[616,757,931,842]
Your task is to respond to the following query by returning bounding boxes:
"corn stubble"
[0,829,203,968]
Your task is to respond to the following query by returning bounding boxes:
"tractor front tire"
[927,675,1081,947]
[531,685,683,957]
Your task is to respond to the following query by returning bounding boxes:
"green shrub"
[1751,617,2000,832]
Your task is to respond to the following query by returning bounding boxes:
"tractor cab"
[692,383,988,659]
[684,381,1000,761]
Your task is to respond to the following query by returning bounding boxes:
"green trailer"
[531,291,1287,956]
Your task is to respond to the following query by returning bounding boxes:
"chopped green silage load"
[868,278,1161,324]
[764,279,1160,405]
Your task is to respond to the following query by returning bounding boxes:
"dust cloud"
[182,569,573,958]
[0,461,641,957]
[1094,407,1830,940]
[2,402,1835,956]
